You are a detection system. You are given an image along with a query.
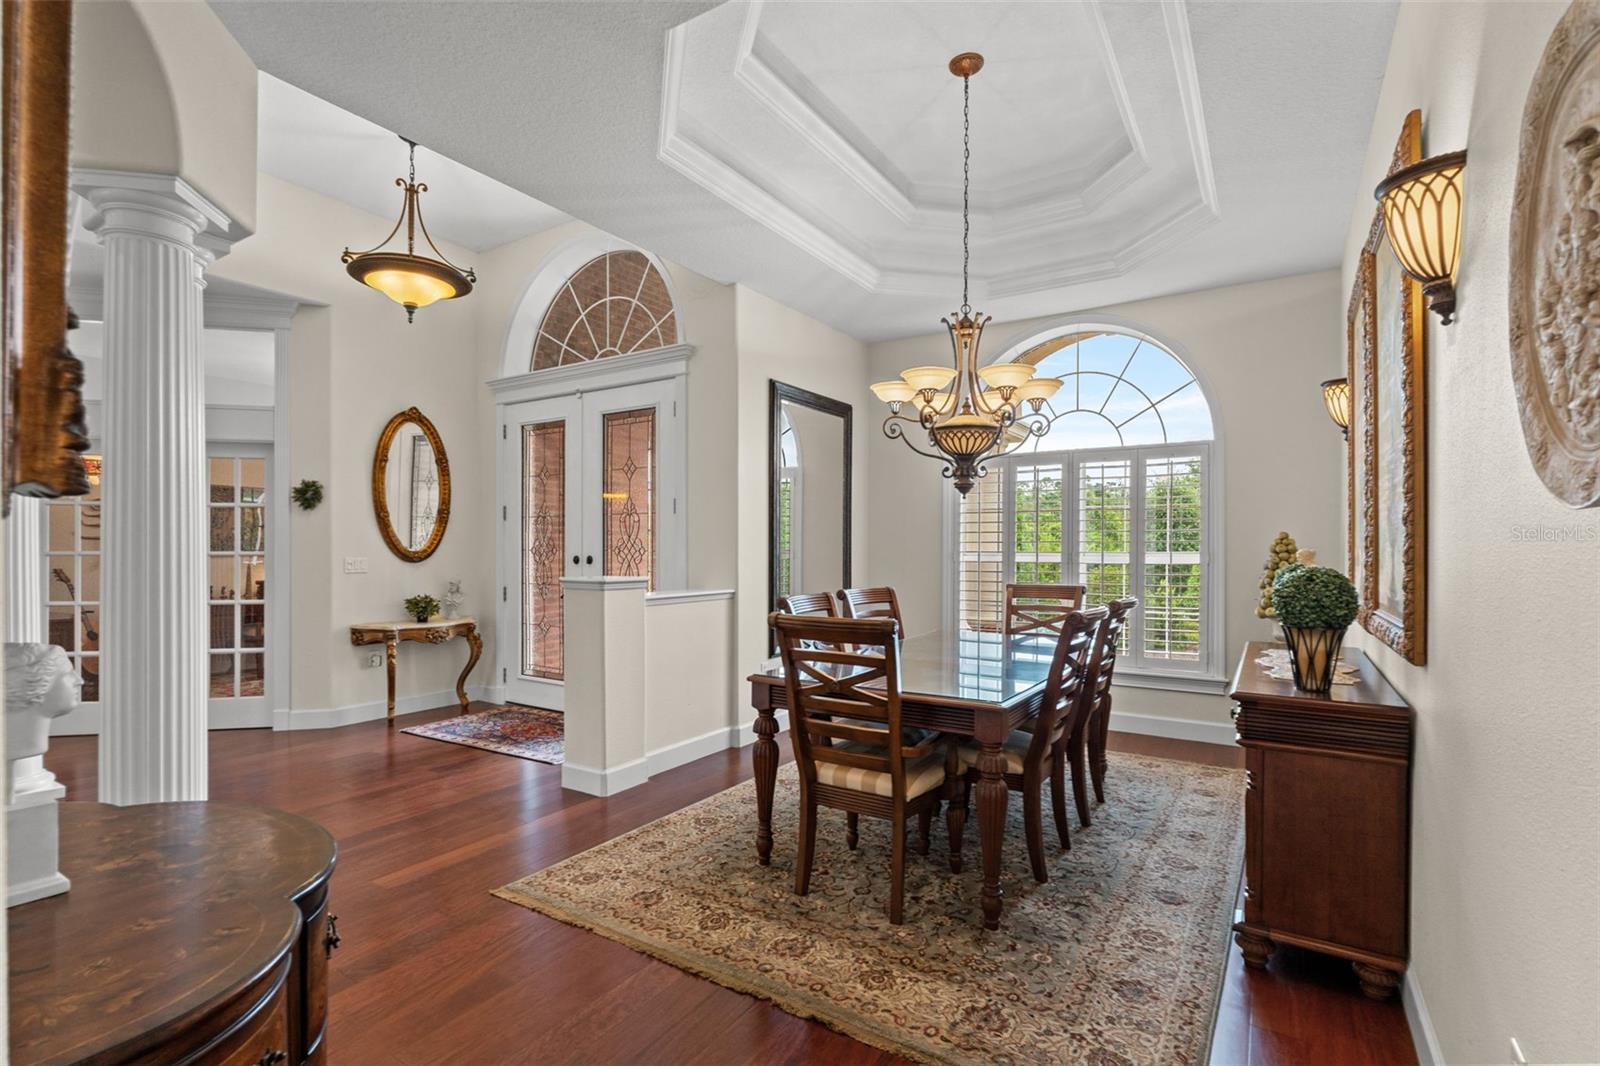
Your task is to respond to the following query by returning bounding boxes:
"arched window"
[956,326,1221,680]
[531,251,677,370]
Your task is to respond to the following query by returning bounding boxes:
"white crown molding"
[487,342,694,402]
[1162,0,1221,218]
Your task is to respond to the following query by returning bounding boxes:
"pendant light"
[341,136,476,322]
[871,54,1065,495]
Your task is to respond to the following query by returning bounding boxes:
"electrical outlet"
[365,651,383,669]
[343,556,369,574]
[1510,1037,1527,1065]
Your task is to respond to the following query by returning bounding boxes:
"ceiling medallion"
[870,54,1064,495]
[341,136,476,323]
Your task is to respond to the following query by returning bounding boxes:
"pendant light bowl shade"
[977,362,1036,390]
[344,251,473,315]
[1320,377,1352,438]
[900,365,958,393]
[870,380,918,405]
[1016,376,1063,405]
[1375,150,1466,324]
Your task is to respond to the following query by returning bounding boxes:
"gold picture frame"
[1354,109,1427,665]
[3,0,90,512]
[372,407,451,562]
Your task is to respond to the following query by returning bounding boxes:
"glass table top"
[759,628,1057,707]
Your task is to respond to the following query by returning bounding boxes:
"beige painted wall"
[864,272,1347,728]
[734,286,871,712]
[1338,3,1599,1061]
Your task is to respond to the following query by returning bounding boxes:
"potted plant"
[403,594,441,623]
[1270,565,1359,692]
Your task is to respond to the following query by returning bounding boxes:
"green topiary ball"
[1271,565,1358,629]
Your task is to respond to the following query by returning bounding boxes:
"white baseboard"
[646,725,735,777]
[1402,969,1442,1066]
[561,756,649,796]
[272,685,490,731]
[1108,710,1235,747]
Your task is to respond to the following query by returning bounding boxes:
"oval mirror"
[373,407,451,561]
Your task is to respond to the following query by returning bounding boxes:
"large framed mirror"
[769,381,851,649]
[373,407,451,562]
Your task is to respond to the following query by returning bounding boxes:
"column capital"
[70,169,240,262]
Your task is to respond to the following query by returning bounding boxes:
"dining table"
[748,626,1057,930]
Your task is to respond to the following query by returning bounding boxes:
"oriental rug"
[401,706,564,765]
[495,752,1244,1065]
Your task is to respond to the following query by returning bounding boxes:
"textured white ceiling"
[209,0,1398,341]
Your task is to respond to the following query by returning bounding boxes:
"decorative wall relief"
[1509,0,1600,508]
[1356,110,1428,665]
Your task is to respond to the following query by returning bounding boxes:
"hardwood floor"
[43,709,1414,1065]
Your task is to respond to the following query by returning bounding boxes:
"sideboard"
[1230,640,1413,999]
[9,802,339,1064]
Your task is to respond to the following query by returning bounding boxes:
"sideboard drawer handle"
[257,1052,287,1066]
[325,913,342,956]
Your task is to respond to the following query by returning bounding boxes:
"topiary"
[1255,531,1299,618]
[1271,566,1358,630]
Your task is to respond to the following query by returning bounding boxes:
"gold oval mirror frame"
[372,407,451,562]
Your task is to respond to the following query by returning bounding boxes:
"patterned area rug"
[401,706,564,764]
[496,752,1244,1064]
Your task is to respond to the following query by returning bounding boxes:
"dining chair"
[837,586,904,630]
[1003,582,1087,639]
[777,592,838,618]
[771,612,949,924]
[949,605,1107,883]
[1075,596,1138,819]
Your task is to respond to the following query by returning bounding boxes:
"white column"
[75,172,232,804]
[560,576,649,796]
[4,497,44,643]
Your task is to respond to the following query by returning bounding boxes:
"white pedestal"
[5,642,78,905]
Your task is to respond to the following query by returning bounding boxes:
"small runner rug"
[495,752,1243,1065]
[401,706,564,765]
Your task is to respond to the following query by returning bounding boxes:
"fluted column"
[76,173,231,804]
[5,497,44,642]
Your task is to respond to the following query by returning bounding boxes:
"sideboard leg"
[1353,962,1402,1000]
[1235,930,1275,969]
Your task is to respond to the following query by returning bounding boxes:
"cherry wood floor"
[45,709,1414,1066]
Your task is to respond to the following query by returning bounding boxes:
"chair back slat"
[1085,597,1137,708]
[778,592,837,618]
[1004,583,1087,638]
[837,586,904,629]
[772,613,910,791]
[1022,604,1108,767]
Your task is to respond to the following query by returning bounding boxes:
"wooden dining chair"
[771,612,949,924]
[1003,582,1087,639]
[1073,596,1138,820]
[777,592,837,618]
[949,605,1107,883]
[837,586,904,630]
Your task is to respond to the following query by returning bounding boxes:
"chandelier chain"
[961,73,971,316]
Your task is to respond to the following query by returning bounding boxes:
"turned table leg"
[457,627,483,711]
[976,740,1008,930]
[753,705,779,866]
[384,636,398,727]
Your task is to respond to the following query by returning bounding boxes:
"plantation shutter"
[957,472,1005,632]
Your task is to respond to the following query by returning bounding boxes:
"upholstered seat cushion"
[829,718,938,748]
[957,729,1045,774]
[814,743,948,798]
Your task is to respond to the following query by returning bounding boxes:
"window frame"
[943,437,1225,689]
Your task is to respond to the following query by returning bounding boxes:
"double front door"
[497,380,682,709]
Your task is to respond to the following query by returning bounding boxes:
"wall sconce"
[1321,378,1352,439]
[1375,150,1466,324]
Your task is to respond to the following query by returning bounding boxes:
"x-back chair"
[1003,583,1087,639]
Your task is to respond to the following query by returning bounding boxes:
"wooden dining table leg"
[752,704,780,866]
[975,739,1009,930]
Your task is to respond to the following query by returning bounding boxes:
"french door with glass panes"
[207,446,272,728]
[497,380,682,709]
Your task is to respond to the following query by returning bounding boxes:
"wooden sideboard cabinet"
[9,802,338,1065]
[1229,640,1413,999]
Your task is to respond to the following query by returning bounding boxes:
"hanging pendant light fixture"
[871,54,1064,496]
[341,136,476,323]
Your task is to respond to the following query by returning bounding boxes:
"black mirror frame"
[768,380,852,655]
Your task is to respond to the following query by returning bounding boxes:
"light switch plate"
[343,556,369,574]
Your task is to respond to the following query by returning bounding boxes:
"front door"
[497,380,680,710]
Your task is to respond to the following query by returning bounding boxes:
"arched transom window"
[531,251,677,370]
[1018,330,1213,450]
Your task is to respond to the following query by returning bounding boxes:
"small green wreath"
[291,479,324,511]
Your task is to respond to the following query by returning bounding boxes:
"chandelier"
[341,136,476,323]
[871,53,1064,496]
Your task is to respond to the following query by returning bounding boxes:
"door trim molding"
[487,343,694,403]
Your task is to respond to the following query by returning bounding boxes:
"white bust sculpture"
[443,579,464,620]
[5,642,76,905]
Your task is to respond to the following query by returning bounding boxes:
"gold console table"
[349,617,482,725]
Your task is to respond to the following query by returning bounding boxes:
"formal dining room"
[2,1,1597,1064]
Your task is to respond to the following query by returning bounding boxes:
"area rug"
[495,752,1244,1065]
[401,706,564,764]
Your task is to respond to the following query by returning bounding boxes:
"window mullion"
[1129,448,1148,670]
[1064,452,1078,591]
[1001,460,1017,586]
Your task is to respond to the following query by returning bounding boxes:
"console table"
[349,617,482,725]
[1230,640,1413,999]
[9,802,338,1065]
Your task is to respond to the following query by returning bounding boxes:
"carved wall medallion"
[1509,0,1600,508]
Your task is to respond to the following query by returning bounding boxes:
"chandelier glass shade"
[342,137,476,322]
[873,54,1069,495]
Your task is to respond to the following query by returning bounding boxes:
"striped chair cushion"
[956,730,1040,774]
[814,743,948,798]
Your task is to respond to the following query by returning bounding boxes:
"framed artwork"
[3,0,90,511]
[1354,109,1427,665]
